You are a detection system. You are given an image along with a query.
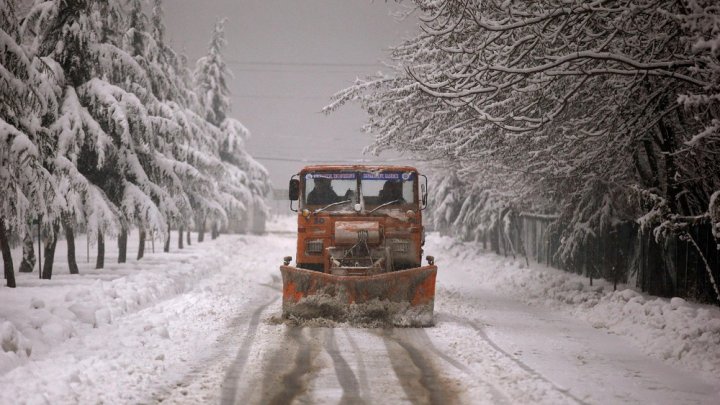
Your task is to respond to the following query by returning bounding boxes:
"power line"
[230,67,371,75]
[253,156,415,163]
[226,60,381,68]
[232,94,328,100]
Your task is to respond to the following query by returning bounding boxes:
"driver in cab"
[306,177,339,205]
[379,180,405,204]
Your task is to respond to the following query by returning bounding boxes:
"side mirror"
[289,176,300,212]
[289,179,300,201]
[420,175,428,210]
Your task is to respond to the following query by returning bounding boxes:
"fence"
[487,213,720,306]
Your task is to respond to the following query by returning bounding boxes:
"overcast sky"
[162,0,418,187]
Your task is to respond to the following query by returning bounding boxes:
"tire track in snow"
[402,328,511,405]
[438,312,590,405]
[257,327,323,405]
[324,328,365,404]
[343,329,372,402]
[380,329,428,404]
[379,328,459,405]
[405,328,470,373]
[220,296,278,405]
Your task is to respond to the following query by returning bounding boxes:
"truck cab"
[288,165,429,275]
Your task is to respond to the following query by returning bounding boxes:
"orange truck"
[280,165,437,326]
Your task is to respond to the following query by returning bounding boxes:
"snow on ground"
[429,233,720,382]
[1,217,719,404]
[0,225,291,404]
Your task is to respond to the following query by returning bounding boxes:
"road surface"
[156,227,719,405]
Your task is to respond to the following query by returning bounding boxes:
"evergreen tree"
[194,19,270,236]
[194,19,231,128]
[2,0,270,283]
[1,0,59,285]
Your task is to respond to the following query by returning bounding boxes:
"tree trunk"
[64,220,79,275]
[211,222,218,240]
[137,229,146,260]
[118,227,128,263]
[42,222,60,280]
[187,226,191,245]
[19,229,35,273]
[642,138,660,189]
[198,216,205,242]
[96,231,105,269]
[164,223,170,253]
[178,226,184,249]
[657,119,681,213]
[490,222,500,254]
[0,219,16,288]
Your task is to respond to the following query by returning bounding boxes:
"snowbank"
[0,321,32,374]
[0,232,292,404]
[0,232,232,375]
[430,233,720,380]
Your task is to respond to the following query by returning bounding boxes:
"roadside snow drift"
[431,234,720,380]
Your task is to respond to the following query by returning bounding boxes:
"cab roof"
[299,164,418,173]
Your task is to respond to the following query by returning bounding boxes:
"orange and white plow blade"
[280,265,437,327]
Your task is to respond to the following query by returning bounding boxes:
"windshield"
[302,170,416,212]
[303,172,356,210]
[361,172,415,208]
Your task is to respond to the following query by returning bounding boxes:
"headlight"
[305,239,323,254]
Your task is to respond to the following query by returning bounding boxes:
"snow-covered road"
[2,217,719,404]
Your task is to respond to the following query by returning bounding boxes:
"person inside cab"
[378,180,405,204]
[306,177,339,205]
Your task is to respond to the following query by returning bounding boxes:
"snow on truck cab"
[280,165,437,327]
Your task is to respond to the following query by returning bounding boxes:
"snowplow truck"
[281,165,437,326]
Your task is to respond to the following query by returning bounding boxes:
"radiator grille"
[305,239,323,254]
[390,239,410,253]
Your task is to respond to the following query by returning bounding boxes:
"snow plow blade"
[280,265,437,327]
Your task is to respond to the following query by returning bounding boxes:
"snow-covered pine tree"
[194,19,231,128]
[426,170,462,235]
[121,0,192,260]
[50,85,120,268]
[22,0,121,270]
[5,0,268,283]
[194,19,270,237]
[144,1,234,248]
[1,0,28,285]
[0,0,60,285]
[220,118,271,234]
[24,0,169,269]
[149,0,189,102]
[193,18,231,240]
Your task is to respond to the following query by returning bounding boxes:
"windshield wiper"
[314,199,352,214]
[368,199,401,214]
